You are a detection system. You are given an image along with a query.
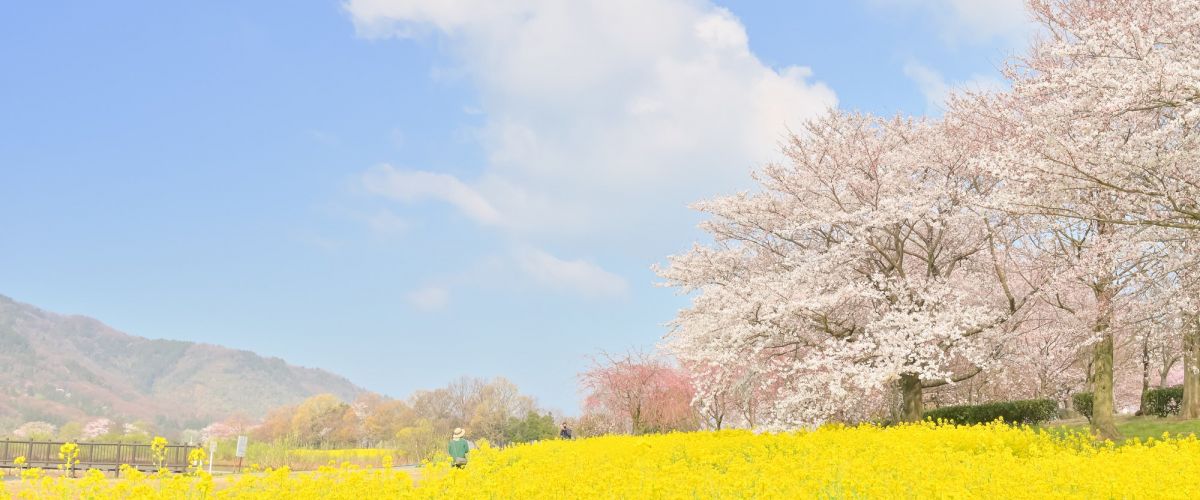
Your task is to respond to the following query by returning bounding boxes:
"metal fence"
[0,440,191,475]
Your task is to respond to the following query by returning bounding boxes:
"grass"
[1044,415,1200,442]
[207,465,423,490]
[207,439,418,471]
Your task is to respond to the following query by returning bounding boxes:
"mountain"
[0,294,363,433]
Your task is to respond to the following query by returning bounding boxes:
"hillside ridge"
[0,294,363,434]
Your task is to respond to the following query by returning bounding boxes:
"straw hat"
[453,428,465,439]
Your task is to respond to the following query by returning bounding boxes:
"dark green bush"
[923,398,1058,425]
[1143,385,1183,417]
[1073,392,1093,421]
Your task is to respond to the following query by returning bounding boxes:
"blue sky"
[0,0,1031,414]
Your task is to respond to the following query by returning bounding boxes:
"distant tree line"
[245,377,559,461]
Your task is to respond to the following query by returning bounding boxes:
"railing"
[0,440,192,475]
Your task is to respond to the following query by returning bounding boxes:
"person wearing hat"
[449,428,470,468]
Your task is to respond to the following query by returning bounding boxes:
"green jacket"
[449,438,469,460]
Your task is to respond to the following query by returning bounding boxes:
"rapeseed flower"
[3,422,1198,499]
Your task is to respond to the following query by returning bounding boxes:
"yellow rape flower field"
[3,422,1199,499]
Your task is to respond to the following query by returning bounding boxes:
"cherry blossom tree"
[660,111,1038,426]
[682,359,776,430]
[1127,271,1189,413]
[81,418,114,441]
[1014,213,1159,438]
[925,306,1088,411]
[199,420,242,444]
[1168,243,1200,417]
[1013,0,1200,232]
[949,0,1200,435]
[12,421,56,440]
[579,352,698,434]
[658,0,1199,432]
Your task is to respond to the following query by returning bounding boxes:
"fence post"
[115,443,123,477]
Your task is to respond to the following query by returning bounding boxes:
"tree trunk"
[1090,324,1122,441]
[741,394,758,429]
[1138,336,1151,415]
[1183,315,1200,419]
[1084,260,1122,441]
[899,373,924,423]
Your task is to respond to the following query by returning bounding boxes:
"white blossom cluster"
[661,0,1200,429]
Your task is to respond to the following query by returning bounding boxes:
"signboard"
[235,436,248,458]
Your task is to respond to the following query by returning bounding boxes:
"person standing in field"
[559,422,573,440]
[449,428,470,468]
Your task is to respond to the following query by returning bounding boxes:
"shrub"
[922,399,1058,425]
[504,412,558,444]
[1143,386,1183,418]
[1073,392,1093,422]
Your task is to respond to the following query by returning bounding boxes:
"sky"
[0,0,1034,414]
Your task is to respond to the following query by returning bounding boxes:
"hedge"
[1143,385,1183,417]
[1073,392,1093,421]
[923,398,1059,425]
[1075,386,1182,420]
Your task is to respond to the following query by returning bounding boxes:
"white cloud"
[903,61,1004,114]
[345,0,841,302]
[903,62,950,109]
[405,285,450,310]
[345,0,837,242]
[405,246,628,301]
[361,164,503,225]
[366,208,409,235]
[513,247,628,298]
[869,0,1033,46]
